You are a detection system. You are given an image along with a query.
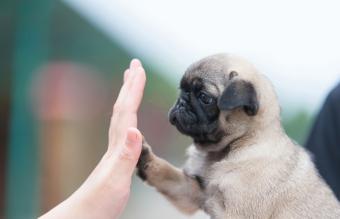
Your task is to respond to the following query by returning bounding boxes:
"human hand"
[39,59,146,219]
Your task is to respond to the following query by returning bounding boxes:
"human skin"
[39,59,146,219]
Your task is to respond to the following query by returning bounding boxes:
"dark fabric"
[305,83,340,200]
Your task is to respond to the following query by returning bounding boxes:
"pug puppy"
[136,54,340,218]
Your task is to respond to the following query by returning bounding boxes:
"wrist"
[40,151,132,219]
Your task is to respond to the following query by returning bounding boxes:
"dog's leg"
[136,139,203,215]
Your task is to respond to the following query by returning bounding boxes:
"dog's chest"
[185,152,247,218]
[201,182,227,218]
[197,167,248,218]
[185,156,228,217]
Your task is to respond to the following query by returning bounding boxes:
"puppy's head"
[169,54,280,152]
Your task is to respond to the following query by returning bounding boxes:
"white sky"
[63,0,340,113]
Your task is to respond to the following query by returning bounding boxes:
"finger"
[114,60,144,109]
[114,65,146,114]
[124,58,142,82]
[123,69,130,83]
[123,59,141,84]
[109,61,146,147]
[130,58,142,69]
[124,66,146,112]
[115,128,143,178]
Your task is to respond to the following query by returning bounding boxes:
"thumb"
[115,128,142,179]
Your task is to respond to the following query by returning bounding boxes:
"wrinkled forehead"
[181,73,226,97]
[181,55,259,96]
[181,59,230,96]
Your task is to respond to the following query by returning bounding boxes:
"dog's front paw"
[136,138,152,181]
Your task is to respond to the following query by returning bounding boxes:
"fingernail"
[130,59,141,69]
[130,67,144,82]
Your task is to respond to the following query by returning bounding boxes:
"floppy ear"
[218,80,259,116]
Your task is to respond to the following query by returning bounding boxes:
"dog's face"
[169,54,279,151]
[169,76,222,145]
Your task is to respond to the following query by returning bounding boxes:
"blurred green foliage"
[282,110,313,145]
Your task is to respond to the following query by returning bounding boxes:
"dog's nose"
[169,113,177,125]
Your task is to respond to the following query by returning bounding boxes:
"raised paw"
[136,137,152,181]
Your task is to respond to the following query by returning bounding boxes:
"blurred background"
[1,0,340,218]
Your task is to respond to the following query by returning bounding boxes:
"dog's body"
[137,54,340,218]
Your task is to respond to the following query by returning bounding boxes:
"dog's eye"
[198,92,214,105]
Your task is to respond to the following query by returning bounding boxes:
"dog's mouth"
[169,108,197,135]
[169,108,222,145]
